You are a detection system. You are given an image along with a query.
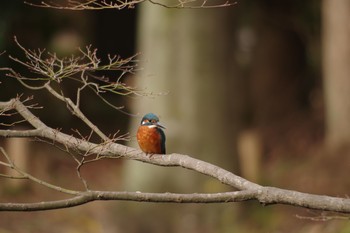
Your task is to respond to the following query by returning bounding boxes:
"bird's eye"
[151,119,156,123]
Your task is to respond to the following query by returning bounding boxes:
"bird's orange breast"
[137,126,163,154]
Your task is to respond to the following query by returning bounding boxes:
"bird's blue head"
[140,113,165,129]
[138,113,166,154]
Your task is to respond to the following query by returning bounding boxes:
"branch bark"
[0,190,256,211]
[0,98,349,213]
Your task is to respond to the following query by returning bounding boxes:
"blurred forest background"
[0,0,350,232]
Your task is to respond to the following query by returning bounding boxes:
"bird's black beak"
[156,122,166,129]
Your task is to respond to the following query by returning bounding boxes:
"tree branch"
[44,83,110,141]
[0,98,349,213]
[0,190,256,211]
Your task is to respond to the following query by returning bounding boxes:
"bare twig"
[3,37,146,118]
[76,157,90,191]
[149,0,236,9]
[0,147,78,195]
[296,213,350,221]
[8,37,141,96]
[44,84,110,141]
[24,0,237,10]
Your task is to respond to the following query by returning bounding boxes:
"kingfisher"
[137,113,166,155]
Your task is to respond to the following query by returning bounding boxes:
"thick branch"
[258,187,350,213]
[0,98,349,213]
[0,190,256,211]
[0,187,349,213]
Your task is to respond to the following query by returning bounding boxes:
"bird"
[137,113,166,155]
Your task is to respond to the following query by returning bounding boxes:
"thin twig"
[24,0,236,10]
[0,147,79,195]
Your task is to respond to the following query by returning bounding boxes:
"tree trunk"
[323,0,350,149]
[122,2,242,232]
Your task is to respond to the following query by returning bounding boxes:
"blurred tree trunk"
[125,3,241,192]
[5,137,29,190]
[122,2,243,232]
[323,0,350,149]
